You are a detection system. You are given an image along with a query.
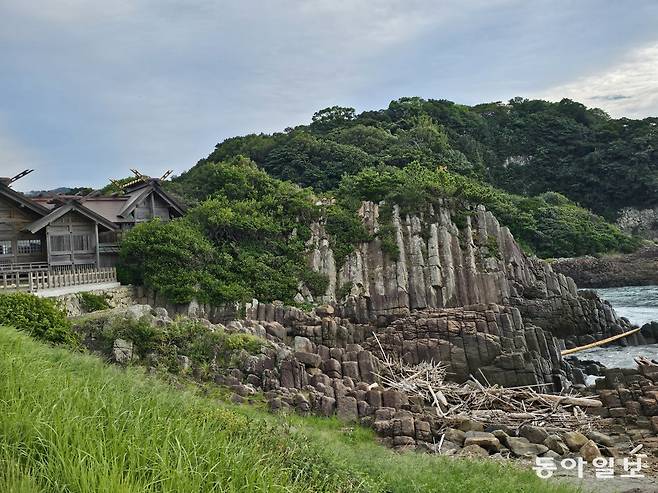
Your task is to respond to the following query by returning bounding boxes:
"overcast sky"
[2,1,658,191]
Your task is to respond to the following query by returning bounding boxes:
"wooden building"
[0,171,185,281]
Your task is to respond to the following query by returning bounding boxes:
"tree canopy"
[194,97,658,219]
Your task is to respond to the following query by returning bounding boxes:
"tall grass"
[0,327,577,492]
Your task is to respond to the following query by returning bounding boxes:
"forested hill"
[192,97,658,220]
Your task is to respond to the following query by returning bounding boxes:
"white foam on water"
[573,286,658,368]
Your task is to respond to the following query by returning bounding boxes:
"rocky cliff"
[307,200,636,348]
[617,206,658,241]
[552,245,658,289]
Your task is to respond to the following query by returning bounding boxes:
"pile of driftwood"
[372,335,601,431]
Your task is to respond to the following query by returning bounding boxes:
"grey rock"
[125,304,153,320]
[336,395,358,421]
[579,440,601,462]
[392,436,416,449]
[112,338,133,364]
[563,431,589,452]
[458,444,490,458]
[586,431,615,448]
[444,428,466,446]
[519,425,549,444]
[294,351,322,368]
[293,336,314,353]
[543,435,569,456]
[463,431,500,451]
[506,437,549,458]
[457,418,485,432]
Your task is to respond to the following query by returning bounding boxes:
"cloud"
[1,0,658,190]
[536,42,658,118]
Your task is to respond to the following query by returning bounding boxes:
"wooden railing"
[0,262,49,273]
[0,266,118,292]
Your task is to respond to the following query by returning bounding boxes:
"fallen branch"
[371,332,598,431]
[561,328,640,356]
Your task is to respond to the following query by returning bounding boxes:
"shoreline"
[551,245,658,289]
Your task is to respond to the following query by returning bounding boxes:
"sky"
[2,1,658,191]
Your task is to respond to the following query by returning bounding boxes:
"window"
[50,235,71,252]
[0,240,12,256]
[72,234,92,252]
[17,239,42,255]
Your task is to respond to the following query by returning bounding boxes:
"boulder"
[563,431,589,452]
[463,431,500,451]
[444,428,466,446]
[586,431,615,448]
[336,395,358,421]
[112,339,134,364]
[125,304,153,320]
[293,336,314,353]
[316,304,335,317]
[456,418,485,432]
[458,444,490,458]
[264,322,287,340]
[294,351,322,368]
[519,425,549,444]
[543,435,569,456]
[579,440,601,462]
[506,437,548,458]
[392,436,416,449]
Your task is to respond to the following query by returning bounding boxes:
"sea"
[574,285,658,368]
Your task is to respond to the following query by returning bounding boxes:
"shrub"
[337,282,354,300]
[300,270,330,298]
[224,333,264,354]
[0,293,78,346]
[325,204,372,266]
[78,292,110,313]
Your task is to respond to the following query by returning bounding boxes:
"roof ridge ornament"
[1,169,34,187]
[110,169,174,191]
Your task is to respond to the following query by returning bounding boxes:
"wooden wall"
[0,195,47,266]
[46,211,99,267]
[134,193,174,223]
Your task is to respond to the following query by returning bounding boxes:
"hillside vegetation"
[192,97,658,219]
[117,97,650,307]
[0,326,577,493]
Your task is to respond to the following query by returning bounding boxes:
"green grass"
[0,326,577,493]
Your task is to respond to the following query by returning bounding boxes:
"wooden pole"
[561,328,641,356]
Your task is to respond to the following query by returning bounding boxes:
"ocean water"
[574,285,658,368]
[596,285,658,326]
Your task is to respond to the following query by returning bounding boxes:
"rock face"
[361,305,567,388]
[552,246,658,289]
[306,201,633,345]
[617,206,658,240]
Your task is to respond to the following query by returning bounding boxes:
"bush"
[300,270,330,298]
[121,158,322,307]
[336,164,640,258]
[78,292,110,313]
[0,293,78,346]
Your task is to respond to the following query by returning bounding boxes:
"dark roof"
[2,177,186,229]
[25,201,118,234]
[0,183,50,217]
[118,179,186,218]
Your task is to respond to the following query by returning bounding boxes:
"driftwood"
[372,333,599,431]
[561,328,641,356]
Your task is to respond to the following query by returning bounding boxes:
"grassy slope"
[0,327,577,493]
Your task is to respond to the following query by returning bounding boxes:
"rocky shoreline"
[552,245,658,288]
[69,302,658,476]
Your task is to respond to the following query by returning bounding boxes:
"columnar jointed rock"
[304,201,633,346]
[362,304,567,389]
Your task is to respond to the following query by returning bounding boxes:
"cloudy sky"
[2,1,658,191]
